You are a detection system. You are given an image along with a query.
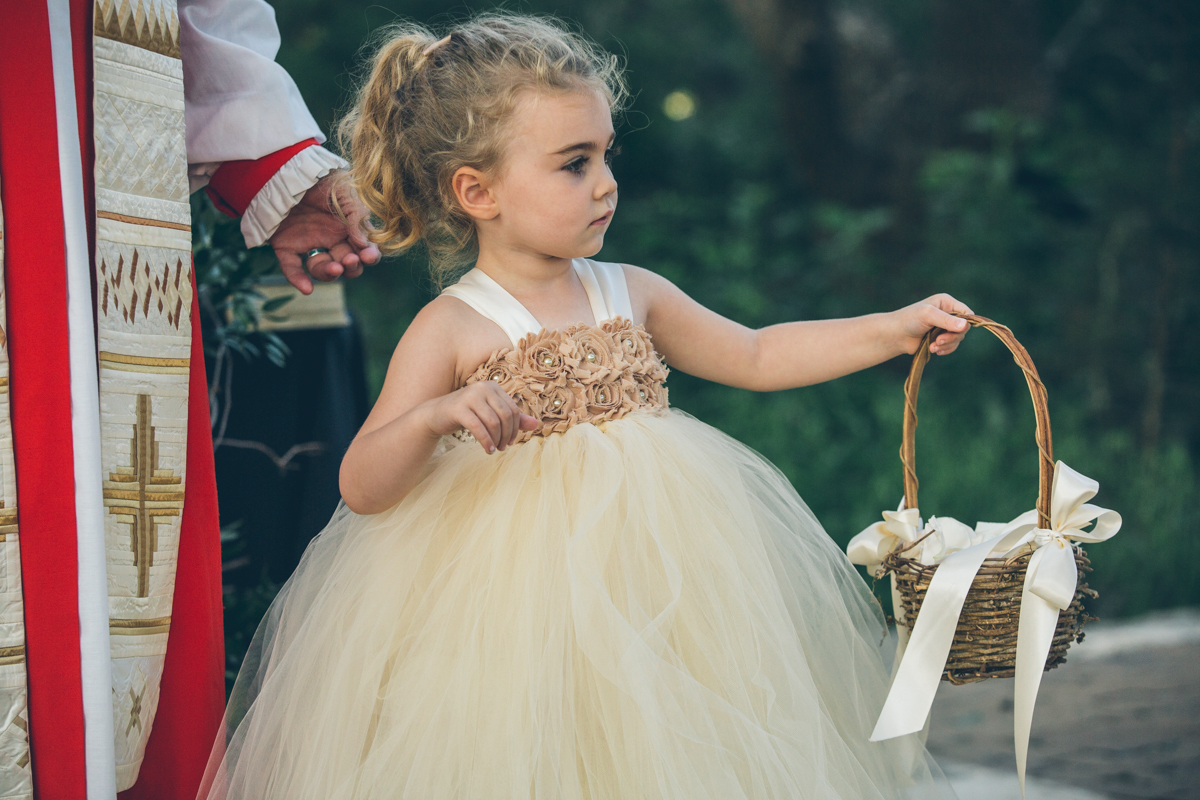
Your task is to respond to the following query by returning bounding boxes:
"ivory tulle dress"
[200,259,957,800]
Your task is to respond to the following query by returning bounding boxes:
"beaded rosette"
[457,318,669,444]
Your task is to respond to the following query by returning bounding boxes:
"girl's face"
[486,88,618,260]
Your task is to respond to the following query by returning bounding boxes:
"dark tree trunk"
[723,0,869,203]
[926,0,1049,144]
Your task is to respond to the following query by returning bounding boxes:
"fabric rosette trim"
[846,461,1121,797]
[456,317,669,444]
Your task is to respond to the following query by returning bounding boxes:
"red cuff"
[204,138,320,217]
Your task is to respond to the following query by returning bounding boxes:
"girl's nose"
[594,169,617,201]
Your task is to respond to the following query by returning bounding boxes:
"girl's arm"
[339,300,536,515]
[626,265,972,392]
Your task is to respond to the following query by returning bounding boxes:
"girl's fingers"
[507,401,528,444]
[461,385,535,450]
[486,388,520,448]
[927,305,968,332]
[933,293,974,316]
[492,386,527,446]
[463,417,495,453]
[931,330,965,355]
[475,405,503,453]
[488,395,515,450]
[505,401,522,446]
[507,410,521,446]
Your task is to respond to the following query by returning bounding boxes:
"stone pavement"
[940,761,1109,800]
[922,609,1200,800]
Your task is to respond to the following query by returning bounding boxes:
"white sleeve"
[181,0,352,247]
[240,144,348,248]
[181,0,324,166]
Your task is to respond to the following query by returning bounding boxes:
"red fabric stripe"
[205,137,319,217]
[0,4,89,799]
[120,271,225,800]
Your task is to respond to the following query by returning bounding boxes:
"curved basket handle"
[902,313,1054,529]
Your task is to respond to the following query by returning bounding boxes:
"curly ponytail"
[337,13,628,287]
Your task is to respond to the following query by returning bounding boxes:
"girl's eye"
[564,157,588,175]
[604,145,622,166]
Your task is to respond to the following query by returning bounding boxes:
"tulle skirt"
[200,409,955,800]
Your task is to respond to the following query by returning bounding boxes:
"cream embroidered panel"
[93,0,191,790]
[0,179,33,800]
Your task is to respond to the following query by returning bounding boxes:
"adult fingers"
[275,249,314,295]
[304,247,346,283]
[314,242,365,282]
[312,242,357,282]
[518,413,539,431]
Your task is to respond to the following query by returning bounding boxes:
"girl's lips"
[591,212,612,226]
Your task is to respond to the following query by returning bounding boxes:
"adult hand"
[268,170,381,294]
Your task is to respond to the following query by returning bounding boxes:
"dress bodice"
[441,259,669,443]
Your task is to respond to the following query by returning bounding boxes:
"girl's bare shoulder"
[402,293,513,387]
[619,262,677,325]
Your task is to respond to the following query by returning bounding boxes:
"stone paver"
[923,610,1200,800]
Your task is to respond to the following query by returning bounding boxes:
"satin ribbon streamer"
[1011,463,1120,795]
[847,462,1120,797]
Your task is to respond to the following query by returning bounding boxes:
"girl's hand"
[421,382,538,453]
[892,294,974,356]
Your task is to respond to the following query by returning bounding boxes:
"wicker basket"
[880,313,1097,685]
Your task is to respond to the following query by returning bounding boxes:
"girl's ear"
[452,166,499,221]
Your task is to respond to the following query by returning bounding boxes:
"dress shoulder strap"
[441,269,541,348]
[574,259,634,322]
[441,261,633,348]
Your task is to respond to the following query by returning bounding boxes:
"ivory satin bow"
[846,506,923,675]
[847,462,1120,797]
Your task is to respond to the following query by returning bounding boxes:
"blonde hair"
[337,12,629,287]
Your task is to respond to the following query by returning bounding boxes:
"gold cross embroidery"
[9,714,28,769]
[0,499,16,542]
[125,685,145,736]
[103,394,185,597]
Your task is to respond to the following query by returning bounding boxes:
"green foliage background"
[226,0,1199,619]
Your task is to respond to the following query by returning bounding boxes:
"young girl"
[204,13,969,800]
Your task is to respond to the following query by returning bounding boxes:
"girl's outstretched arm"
[625,265,972,392]
[339,298,537,515]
